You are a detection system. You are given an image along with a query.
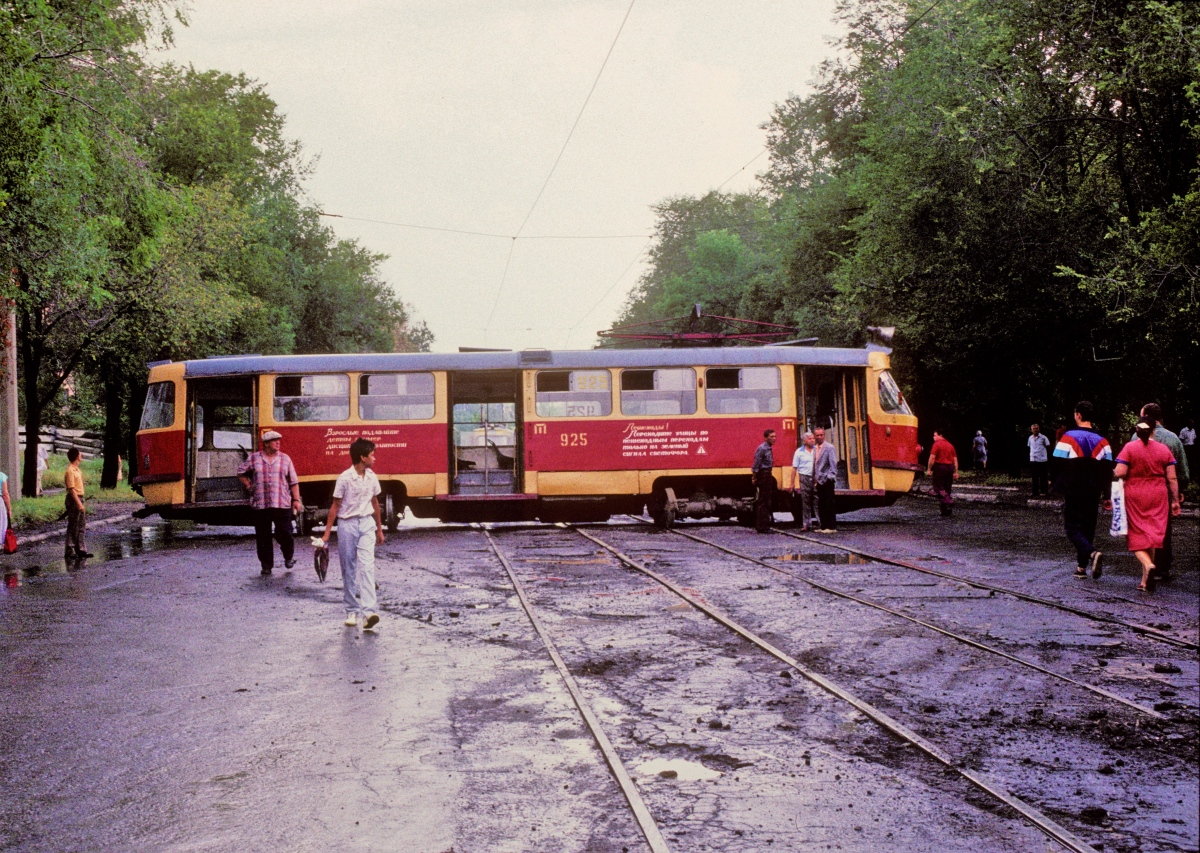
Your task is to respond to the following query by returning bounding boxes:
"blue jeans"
[337,515,377,617]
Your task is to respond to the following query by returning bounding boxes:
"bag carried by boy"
[4,528,17,554]
[1109,479,1127,537]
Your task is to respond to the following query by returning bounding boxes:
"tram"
[133,345,919,529]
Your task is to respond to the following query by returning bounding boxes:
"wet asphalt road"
[0,497,1196,852]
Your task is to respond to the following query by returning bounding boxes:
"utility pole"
[0,298,19,496]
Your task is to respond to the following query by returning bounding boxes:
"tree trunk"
[126,381,146,484]
[19,309,42,499]
[101,372,123,489]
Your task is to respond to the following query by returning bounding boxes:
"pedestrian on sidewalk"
[752,429,777,533]
[972,430,988,471]
[812,427,839,532]
[791,431,818,531]
[1131,403,1189,582]
[1052,401,1112,580]
[1114,421,1181,592]
[321,437,385,630]
[35,443,48,496]
[64,448,91,560]
[237,430,302,576]
[0,469,12,549]
[927,430,959,517]
[1028,424,1051,496]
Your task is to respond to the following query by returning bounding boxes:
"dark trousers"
[253,508,294,570]
[754,472,776,532]
[65,496,86,556]
[794,474,816,529]
[1031,462,1049,496]
[816,479,837,530]
[1155,513,1174,577]
[1063,493,1099,568]
[931,463,955,516]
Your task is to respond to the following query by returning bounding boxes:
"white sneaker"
[344,613,358,627]
[363,613,380,631]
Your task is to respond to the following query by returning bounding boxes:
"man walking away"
[812,427,839,532]
[1180,419,1196,479]
[752,429,777,534]
[927,430,959,517]
[237,429,302,576]
[322,438,385,630]
[1028,424,1051,496]
[791,431,818,531]
[1136,403,1189,582]
[1053,401,1113,580]
[63,448,92,560]
[972,431,988,471]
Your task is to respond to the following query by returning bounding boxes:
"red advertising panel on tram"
[272,423,447,477]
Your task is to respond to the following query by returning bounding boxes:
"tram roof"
[177,345,883,378]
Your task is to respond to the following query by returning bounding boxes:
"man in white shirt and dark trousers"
[1028,424,1051,497]
[321,437,386,630]
[791,431,818,531]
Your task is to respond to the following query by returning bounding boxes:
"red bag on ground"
[3,528,17,554]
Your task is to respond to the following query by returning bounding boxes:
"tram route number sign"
[620,423,709,458]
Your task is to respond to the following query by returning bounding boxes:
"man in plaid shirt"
[238,430,302,576]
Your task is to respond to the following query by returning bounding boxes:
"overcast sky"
[166,0,842,353]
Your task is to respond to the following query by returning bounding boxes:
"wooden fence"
[17,426,104,460]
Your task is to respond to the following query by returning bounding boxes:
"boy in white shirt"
[321,438,386,630]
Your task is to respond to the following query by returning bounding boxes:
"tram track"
[558,524,1099,853]
[553,522,1196,851]
[470,525,1074,852]
[647,524,1166,720]
[772,527,1199,652]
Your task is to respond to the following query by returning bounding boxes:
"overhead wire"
[562,237,653,348]
[483,0,637,339]
[317,212,648,240]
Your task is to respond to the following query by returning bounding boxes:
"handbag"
[3,528,17,554]
[1109,479,1127,537]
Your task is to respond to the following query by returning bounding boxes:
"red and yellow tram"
[134,345,919,528]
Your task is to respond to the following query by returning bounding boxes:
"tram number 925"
[560,432,588,447]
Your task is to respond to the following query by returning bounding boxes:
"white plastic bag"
[1109,479,1127,537]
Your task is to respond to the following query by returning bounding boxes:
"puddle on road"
[775,552,870,565]
[3,522,177,588]
[635,757,723,782]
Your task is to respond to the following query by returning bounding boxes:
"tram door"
[187,378,256,503]
[840,371,870,490]
[799,367,870,490]
[449,371,521,495]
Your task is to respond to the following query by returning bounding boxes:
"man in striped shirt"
[238,430,303,576]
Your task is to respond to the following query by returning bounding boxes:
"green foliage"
[618,0,1199,455]
[1,5,431,493]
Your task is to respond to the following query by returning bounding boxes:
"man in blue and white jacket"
[1052,401,1113,580]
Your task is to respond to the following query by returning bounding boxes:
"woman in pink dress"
[1113,422,1182,591]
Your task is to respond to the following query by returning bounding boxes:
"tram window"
[878,370,913,415]
[704,367,781,414]
[274,374,350,421]
[139,382,175,430]
[620,369,696,416]
[535,370,611,417]
[359,373,435,420]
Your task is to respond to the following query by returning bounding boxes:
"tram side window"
[535,370,612,417]
[139,382,175,430]
[360,373,435,420]
[274,374,350,421]
[878,370,913,415]
[620,369,696,416]
[704,367,781,414]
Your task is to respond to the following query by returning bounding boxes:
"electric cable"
[483,0,637,337]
